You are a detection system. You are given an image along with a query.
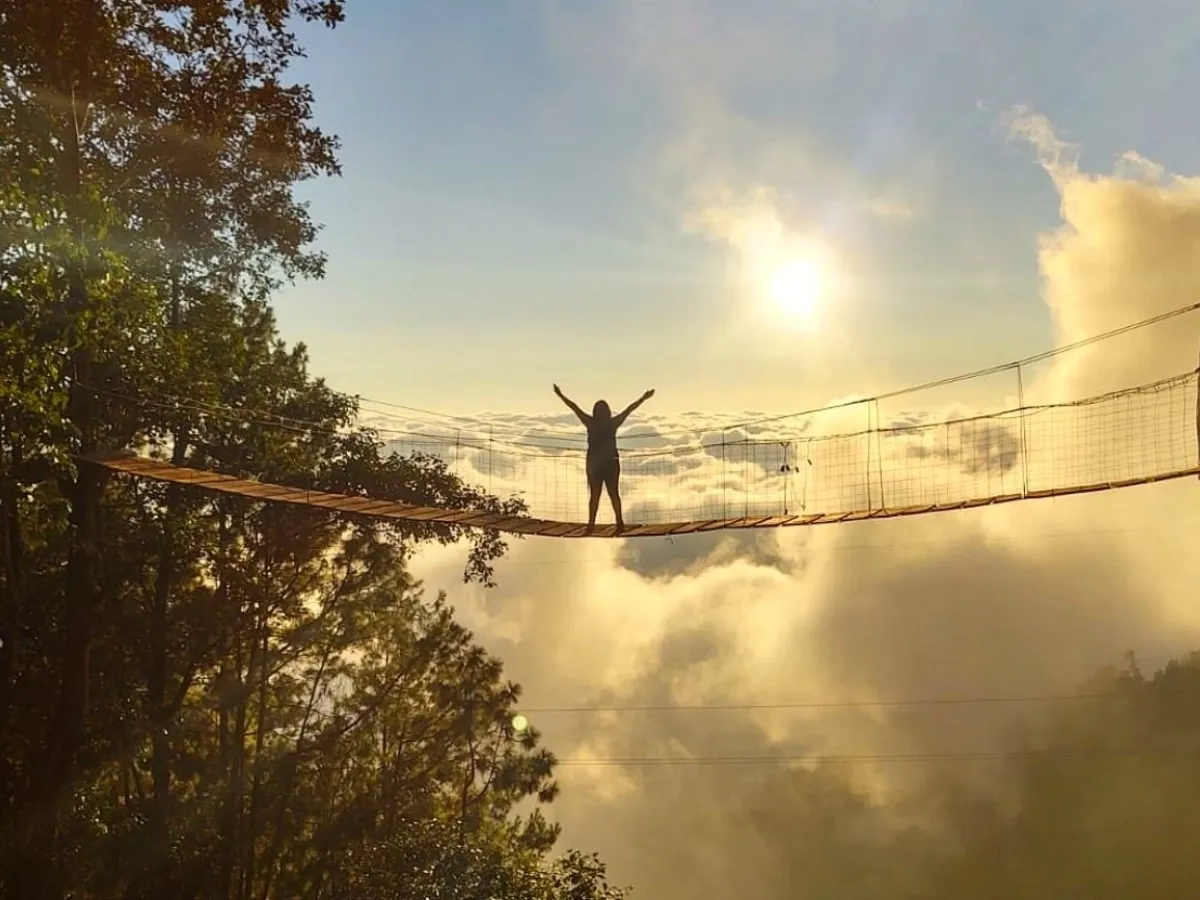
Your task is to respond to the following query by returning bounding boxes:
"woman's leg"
[586,469,603,534]
[604,460,624,532]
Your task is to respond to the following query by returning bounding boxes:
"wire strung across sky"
[346,299,1200,441]
[551,748,1200,768]
[515,688,1156,714]
[533,688,1199,768]
[81,298,1200,454]
[79,361,1200,458]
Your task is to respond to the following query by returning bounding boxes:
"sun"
[768,258,823,319]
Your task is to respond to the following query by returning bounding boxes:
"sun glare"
[768,258,823,320]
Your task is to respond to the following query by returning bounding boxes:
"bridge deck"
[83,452,1200,539]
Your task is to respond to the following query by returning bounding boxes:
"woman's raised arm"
[553,384,592,425]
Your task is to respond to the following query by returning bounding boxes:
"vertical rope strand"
[865,401,874,510]
[1016,363,1029,498]
[1194,341,1200,479]
[872,399,885,510]
[721,429,728,519]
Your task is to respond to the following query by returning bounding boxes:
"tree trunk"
[13,70,105,900]
[218,507,251,900]
[241,593,271,900]
[18,447,104,900]
[0,438,27,779]
[140,435,190,900]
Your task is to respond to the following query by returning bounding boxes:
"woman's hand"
[642,388,655,401]
[553,384,563,397]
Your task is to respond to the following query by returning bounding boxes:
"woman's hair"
[592,400,611,420]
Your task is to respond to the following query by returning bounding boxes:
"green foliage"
[0,3,619,900]
[331,829,626,900]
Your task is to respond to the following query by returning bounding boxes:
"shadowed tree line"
[0,2,624,899]
[751,652,1200,900]
[915,652,1200,899]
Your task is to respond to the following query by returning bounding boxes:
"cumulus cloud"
[383,105,1200,899]
[1004,106,1200,400]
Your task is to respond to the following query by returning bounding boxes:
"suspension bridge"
[86,359,1200,539]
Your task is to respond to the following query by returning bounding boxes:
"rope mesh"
[372,370,1199,527]
[83,367,1200,535]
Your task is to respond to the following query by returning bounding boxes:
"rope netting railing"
[78,304,1200,533]
[368,369,1200,527]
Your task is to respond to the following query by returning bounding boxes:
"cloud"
[1002,106,1200,402]
[539,0,922,282]
[409,506,1193,898]
[387,106,1200,899]
[863,197,917,221]
[1003,105,1081,187]
[684,186,796,258]
[894,414,1020,477]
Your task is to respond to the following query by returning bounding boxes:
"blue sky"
[274,0,1200,415]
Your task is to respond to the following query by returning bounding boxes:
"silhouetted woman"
[553,384,655,534]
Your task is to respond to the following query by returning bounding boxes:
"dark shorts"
[586,455,620,489]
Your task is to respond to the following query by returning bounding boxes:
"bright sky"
[274,0,1200,415]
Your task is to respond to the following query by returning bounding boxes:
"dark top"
[586,418,619,463]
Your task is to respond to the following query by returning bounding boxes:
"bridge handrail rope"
[78,368,1197,457]
[81,362,1200,538]
[73,300,1200,453]
[346,300,1200,441]
[725,299,1200,432]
